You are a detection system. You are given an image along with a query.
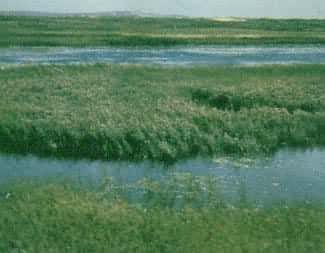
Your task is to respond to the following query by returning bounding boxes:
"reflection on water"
[1,46,325,66]
[0,148,324,206]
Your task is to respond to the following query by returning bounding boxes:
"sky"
[2,0,325,18]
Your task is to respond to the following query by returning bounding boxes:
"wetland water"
[1,148,324,206]
[1,46,325,66]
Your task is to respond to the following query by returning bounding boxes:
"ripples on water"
[1,46,325,66]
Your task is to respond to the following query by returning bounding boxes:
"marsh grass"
[0,64,324,161]
[2,16,325,47]
[0,180,324,252]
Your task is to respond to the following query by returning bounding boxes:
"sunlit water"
[1,46,325,66]
[0,148,324,206]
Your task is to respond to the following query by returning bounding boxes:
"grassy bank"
[2,15,325,47]
[0,64,324,161]
[0,181,324,252]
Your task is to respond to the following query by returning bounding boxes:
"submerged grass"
[0,181,325,252]
[0,64,325,161]
[2,15,325,47]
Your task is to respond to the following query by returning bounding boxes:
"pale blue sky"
[2,0,325,18]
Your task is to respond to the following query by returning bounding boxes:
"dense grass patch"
[0,181,324,252]
[0,64,324,161]
[2,15,325,47]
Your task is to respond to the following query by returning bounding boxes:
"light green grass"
[2,15,325,47]
[0,64,324,161]
[0,181,324,252]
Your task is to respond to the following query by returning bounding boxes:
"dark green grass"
[0,181,325,252]
[0,64,324,161]
[2,15,325,47]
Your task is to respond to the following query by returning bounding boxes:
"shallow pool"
[1,148,324,206]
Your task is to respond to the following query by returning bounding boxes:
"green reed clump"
[0,64,324,161]
[0,181,324,253]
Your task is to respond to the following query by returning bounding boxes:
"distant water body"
[1,46,325,66]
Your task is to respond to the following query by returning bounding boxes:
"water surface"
[1,46,325,66]
[1,148,324,206]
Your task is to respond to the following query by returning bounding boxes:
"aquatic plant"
[0,181,324,252]
[0,64,324,161]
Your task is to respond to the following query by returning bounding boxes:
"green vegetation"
[2,15,325,47]
[2,14,325,253]
[1,181,324,252]
[1,64,324,161]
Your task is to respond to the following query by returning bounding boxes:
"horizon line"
[2,10,325,20]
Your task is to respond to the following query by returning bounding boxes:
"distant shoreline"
[2,15,325,47]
